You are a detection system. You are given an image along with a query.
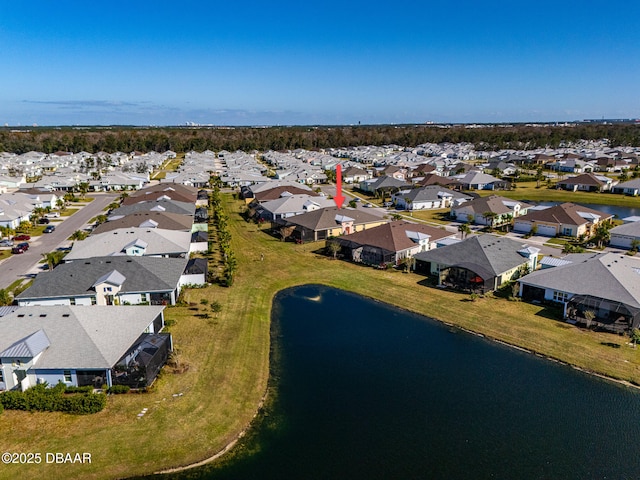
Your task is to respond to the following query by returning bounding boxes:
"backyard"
[2,193,640,479]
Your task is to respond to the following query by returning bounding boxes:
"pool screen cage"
[566,295,640,333]
[111,333,172,388]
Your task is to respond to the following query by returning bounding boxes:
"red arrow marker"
[334,164,345,209]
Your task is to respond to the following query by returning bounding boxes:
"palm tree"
[42,251,66,271]
[482,211,498,231]
[458,223,472,240]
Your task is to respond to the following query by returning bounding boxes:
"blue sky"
[1,1,639,126]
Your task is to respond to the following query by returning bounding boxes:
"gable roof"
[413,235,532,277]
[0,329,50,358]
[0,306,164,368]
[17,256,188,301]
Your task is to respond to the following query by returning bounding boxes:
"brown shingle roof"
[283,207,384,231]
[337,221,453,253]
[516,202,612,226]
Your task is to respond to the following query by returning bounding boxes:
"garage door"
[513,221,531,233]
[610,234,633,249]
[537,224,557,237]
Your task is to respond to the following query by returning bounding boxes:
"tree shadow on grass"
[534,305,564,321]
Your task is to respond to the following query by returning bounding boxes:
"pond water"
[171,285,640,480]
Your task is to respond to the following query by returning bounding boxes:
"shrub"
[107,385,130,394]
[0,384,106,415]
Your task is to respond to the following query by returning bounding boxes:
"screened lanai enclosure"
[565,295,640,334]
[111,333,172,388]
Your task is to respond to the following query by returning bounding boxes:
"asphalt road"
[0,193,118,290]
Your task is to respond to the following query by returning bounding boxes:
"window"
[553,291,570,303]
[69,298,76,306]
[104,287,112,292]
[91,297,97,305]
[141,293,148,302]
[0,370,4,383]
[63,370,72,383]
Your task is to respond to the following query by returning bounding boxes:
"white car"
[46,211,61,218]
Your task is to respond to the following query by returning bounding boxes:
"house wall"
[17,297,73,306]
[180,273,206,286]
[31,369,78,388]
[119,293,150,305]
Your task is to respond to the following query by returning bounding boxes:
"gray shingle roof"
[110,200,195,217]
[17,256,188,300]
[0,306,165,368]
[64,227,192,260]
[520,252,640,308]
[413,235,530,277]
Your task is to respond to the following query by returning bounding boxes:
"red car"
[13,234,31,241]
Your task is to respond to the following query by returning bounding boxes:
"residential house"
[457,171,510,190]
[333,221,456,266]
[392,186,472,210]
[122,184,198,205]
[609,221,640,249]
[612,179,640,196]
[254,194,335,222]
[92,212,194,234]
[518,252,640,333]
[556,173,616,192]
[0,305,170,390]
[109,199,196,218]
[63,228,194,261]
[342,166,372,184]
[513,203,613,238]
[358,176,411,195]
[276,207,388,243]
[413,235,539,293]
[450,195,531,226]
[16,256,190,306]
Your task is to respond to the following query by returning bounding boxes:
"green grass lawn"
[3,194,640,479]
[407,208,452,225]
[475,181,640,208]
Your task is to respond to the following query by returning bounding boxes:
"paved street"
[0,193,118,290]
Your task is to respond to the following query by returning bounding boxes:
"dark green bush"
[107,385,130,394]
[0,384,106,415]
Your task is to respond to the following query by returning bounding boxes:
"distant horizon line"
[3,119,640,129]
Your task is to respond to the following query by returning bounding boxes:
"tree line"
[1,123,640,154]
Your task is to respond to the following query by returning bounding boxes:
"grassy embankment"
[476,181,640,208]
[151,153,186,180]
[2,193,640,479]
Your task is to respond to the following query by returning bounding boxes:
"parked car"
[45,212,60,218]
[17,242,29,251]
[0,239,13,247]
[13,234,30,241]
[11,246,25,254]
[44,225,55,233]
[38,217,50,224]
